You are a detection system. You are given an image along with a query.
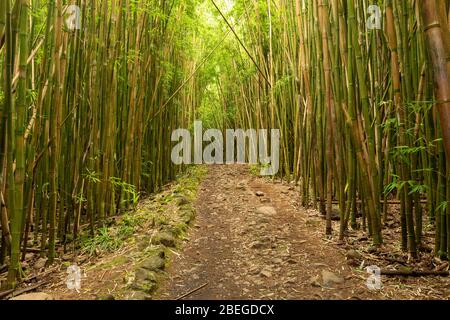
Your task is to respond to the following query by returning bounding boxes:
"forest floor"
[8,165,450,300]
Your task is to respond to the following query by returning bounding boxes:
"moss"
[180,207,196,224]
[131,280,158,294]
[170,223,188,237]
[151,230,176,247]
[98,255,130,270]
[142,245,167,260]
[155,215,170,226]
[123,166,206,297]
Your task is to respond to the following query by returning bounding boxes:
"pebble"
[260,270,273,278]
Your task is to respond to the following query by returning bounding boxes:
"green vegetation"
[78,166,206,258]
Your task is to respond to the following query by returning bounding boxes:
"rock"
[11,293,54,300]
[260,270,272,278]
[256,206,277,216]
[347,259,360,267]
[152,231,176,248]
[24,253,35,261]
[346,250,362,260]
[141,255,165,271]
[131,280,157,294]
[33,257,48,270]
[322,270,344,287]
[309,275,321,287]
[180,208,195,224]
[249,241,265,249]
[255,191,265,197]
[176,196,190,206]
[131,291,153,300]
[138,237,151,251]
[272,258,283,265]
[135,268,157,282]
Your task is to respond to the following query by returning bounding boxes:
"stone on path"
[321,270,344,287]
[346,250,362,261]
[309,275,321,287]
[249,241,266,250]
[255,206,277,216]
[260,270,273,278]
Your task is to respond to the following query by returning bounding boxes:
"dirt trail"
[157,165,385,300]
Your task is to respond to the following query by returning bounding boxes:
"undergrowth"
[78,166,207,256]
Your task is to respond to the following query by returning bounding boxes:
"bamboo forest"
[0,0,450,302]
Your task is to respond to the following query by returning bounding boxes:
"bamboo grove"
[0,0,204,288]
[2,0,450,289]
[211,0,450,261]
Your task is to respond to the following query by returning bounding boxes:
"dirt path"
[157,165,387,300]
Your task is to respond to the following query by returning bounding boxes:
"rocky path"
[156,165,382,300]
